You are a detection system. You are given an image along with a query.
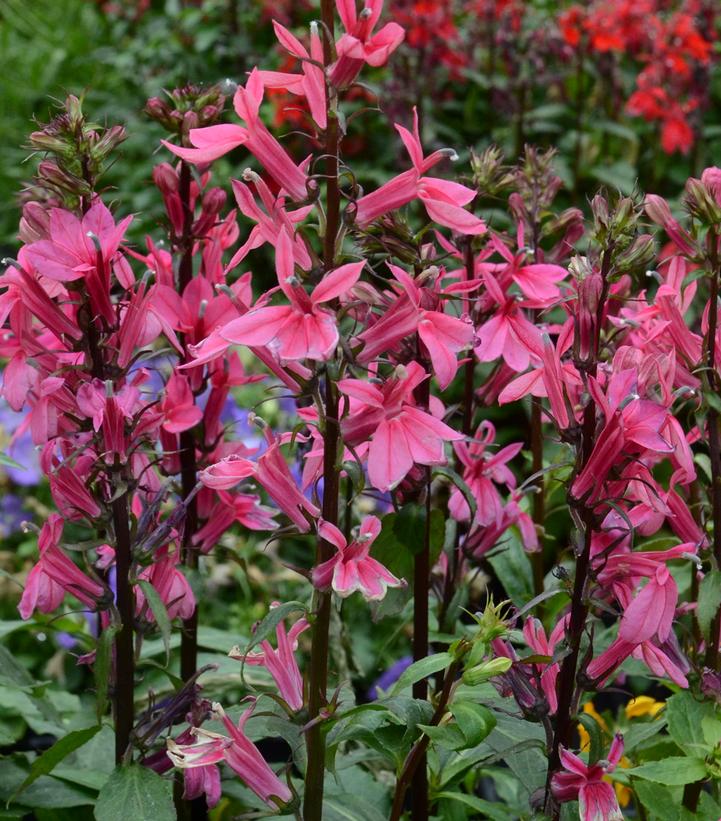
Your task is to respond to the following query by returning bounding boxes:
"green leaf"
[487,532,533,607]
[666,691,721,757]
[94,764,174,821]
[389,653,452,696]
[448,701,496,747]
[10,724,102,802]
[242,600,306,658]
[628,756,708,785]
[95,624,119,722]
[578,711,603,765]
[136,579,172,664]
[631,781,680,821]
[435,791,509,821]
[322,794,387,821]
[697,570,721,641]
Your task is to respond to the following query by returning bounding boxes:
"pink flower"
[193,491,277,553]
[261,21,326,128]
[200,431,320,533]
[551,736,624,821]
[191,228,363,364]
[449,421,522,524]
[229,604,309,710]
[330,0,405,88]
[572,370,674,503]
[49,464,101,521]
[162,70,308,201]
[355,108,486,235]
[136,551,195,622]
[160,374,203,434]
[312,517,403,600]
[522,616,569,714]
[474,268,543,372]
[339,362,462,491]
[18,515,105,619]
[167,700,292,808]
[225,173,313,274]
[23,200,132,284]
[488,232,567,305]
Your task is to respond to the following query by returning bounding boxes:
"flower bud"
[462,656,513,686]
[684,176,721,225]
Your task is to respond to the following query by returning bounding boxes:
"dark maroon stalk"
[545,249,612,814]
[84,308,135,766]
[176,160,201,686]
[112,490,135,765]
[175,160,206,819]
[704,233,721,667]
[411,467,432,821]
[304,7,341,815]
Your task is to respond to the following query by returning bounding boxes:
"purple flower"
[367,656,413,700]
[0,493,27,537]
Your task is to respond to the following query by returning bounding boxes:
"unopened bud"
[462,656,512,686]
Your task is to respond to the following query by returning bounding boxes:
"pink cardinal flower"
[160,373,203,434]
[49,464,101,521]
[330,0,405,88]
[191,228,364,364]
[162,69,308,201]
[572,369,673,503]
[260,21,326,128]
[551,735,624,821]
[167,700,292,808]
[18,515,106,619]
[522,616,570,714]
[23,200,132,283]
[225,172,313,274]
[354,108,486,235]
[312,517,403,600]
[193,491,277,553]
[359,264,473,389]
[474,268,543,372]
[339,362,462,491]
[136,550,196,622]
[488,232,567,305]
[200,430,321,533]
[229,604,309,711]
[449,421,522,524]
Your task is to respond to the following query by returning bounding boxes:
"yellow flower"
[625,695,664,720]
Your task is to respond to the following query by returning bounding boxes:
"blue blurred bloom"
[0,493,27,537]
[367,656,413,700]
